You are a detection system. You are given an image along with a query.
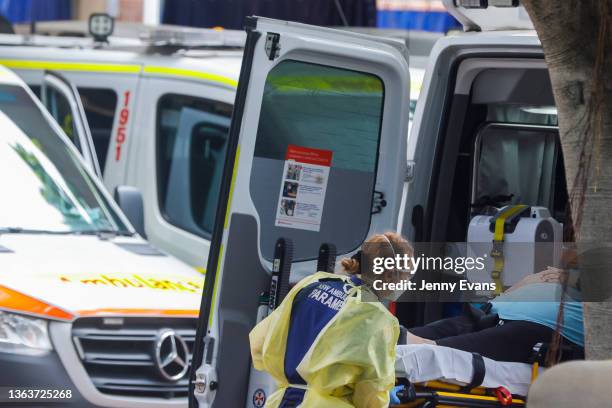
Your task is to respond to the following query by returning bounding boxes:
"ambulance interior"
[390,63,575,405]
[396,63,568,326]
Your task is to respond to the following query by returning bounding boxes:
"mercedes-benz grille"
[72,317,197,399]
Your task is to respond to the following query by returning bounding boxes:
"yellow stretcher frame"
[394,377,530,407]
[395,380,526,407]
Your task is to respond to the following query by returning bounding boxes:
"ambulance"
[184,3,577,408]
[0,19,427,273]
[0,22,244,270]
[0,66,203,407]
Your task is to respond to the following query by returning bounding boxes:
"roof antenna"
[333,0,350,27]
[29,0,36,35]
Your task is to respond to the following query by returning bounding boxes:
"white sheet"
[395,344,538,396]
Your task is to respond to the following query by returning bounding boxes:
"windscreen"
[0,85,127,233]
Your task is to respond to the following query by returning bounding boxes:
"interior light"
[455,0,488,9]
[520,106,558,116]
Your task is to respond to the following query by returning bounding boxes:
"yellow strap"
[531,361,539,382]
[493,205,528,242]
[491,205,528,294]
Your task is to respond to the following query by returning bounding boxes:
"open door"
[189,17,411,408]
[41,70,101,177]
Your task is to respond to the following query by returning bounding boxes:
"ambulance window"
[77,88,117,174]
[44,85,81,150]
[250,60,384,261]
[474,124,560,212]
[156,94,232,238]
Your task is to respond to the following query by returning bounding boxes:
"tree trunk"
[521,0,612,359]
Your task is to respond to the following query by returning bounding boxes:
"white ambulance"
[0,23,244,270]
[184,4,572,408]
[0,65,203,407]
[1,20,428,273]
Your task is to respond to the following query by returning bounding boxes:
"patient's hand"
[405,331,436,345]
[504,267,563,294]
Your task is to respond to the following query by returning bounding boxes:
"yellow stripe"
[144,66,237,87]
[224,145,240,230]
[208,144,241,327]
[0,59,141,74]
[208,243,224,328]
[194,266,207,274]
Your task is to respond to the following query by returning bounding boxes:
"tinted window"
[157,94,232,238]
[78,88,118,173]
[250,60,384,261]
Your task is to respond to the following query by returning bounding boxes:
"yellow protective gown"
[249,272,399,408]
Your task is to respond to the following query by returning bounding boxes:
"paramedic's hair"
[341,232,413,275]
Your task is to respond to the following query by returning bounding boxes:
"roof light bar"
[140,27,245,48]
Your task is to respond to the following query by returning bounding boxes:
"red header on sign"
[285,145,333,167]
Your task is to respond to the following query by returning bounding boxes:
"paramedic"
[249,232,413,408]
[404,267,584,363]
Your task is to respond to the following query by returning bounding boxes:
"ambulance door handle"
[192,364,218,405]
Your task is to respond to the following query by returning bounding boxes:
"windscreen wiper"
[78,229,136,238]
[0,227,134,237]
[0,227,75,235]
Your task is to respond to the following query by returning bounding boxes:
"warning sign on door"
[275,145,333,232]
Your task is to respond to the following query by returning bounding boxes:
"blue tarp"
[377,9,460,32]
[0,0,71,24]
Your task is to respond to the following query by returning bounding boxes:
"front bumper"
[0,349,97,407]
[0,320,190,408]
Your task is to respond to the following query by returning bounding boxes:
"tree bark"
[521,0,612,359]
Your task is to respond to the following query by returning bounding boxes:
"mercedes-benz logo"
[154,329,190,381]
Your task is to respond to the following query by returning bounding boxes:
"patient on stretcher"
[401,267,584,364]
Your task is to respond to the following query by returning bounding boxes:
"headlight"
[0,311,52,355]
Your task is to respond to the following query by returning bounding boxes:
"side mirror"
[114,185,146,238]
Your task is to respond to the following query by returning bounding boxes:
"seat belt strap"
[491,205,529,295]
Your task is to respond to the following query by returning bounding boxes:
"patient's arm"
[503,267,563,294]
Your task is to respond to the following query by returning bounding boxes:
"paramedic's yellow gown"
[249,272,399,408]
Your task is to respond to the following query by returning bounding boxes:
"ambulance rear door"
[190,16,411,408]
[41,70,101,176]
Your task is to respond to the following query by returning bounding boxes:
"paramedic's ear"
[114,186,146,238]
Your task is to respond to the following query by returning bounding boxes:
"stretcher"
[393,344,539,407]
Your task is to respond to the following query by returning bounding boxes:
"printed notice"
[275,145,333,232]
